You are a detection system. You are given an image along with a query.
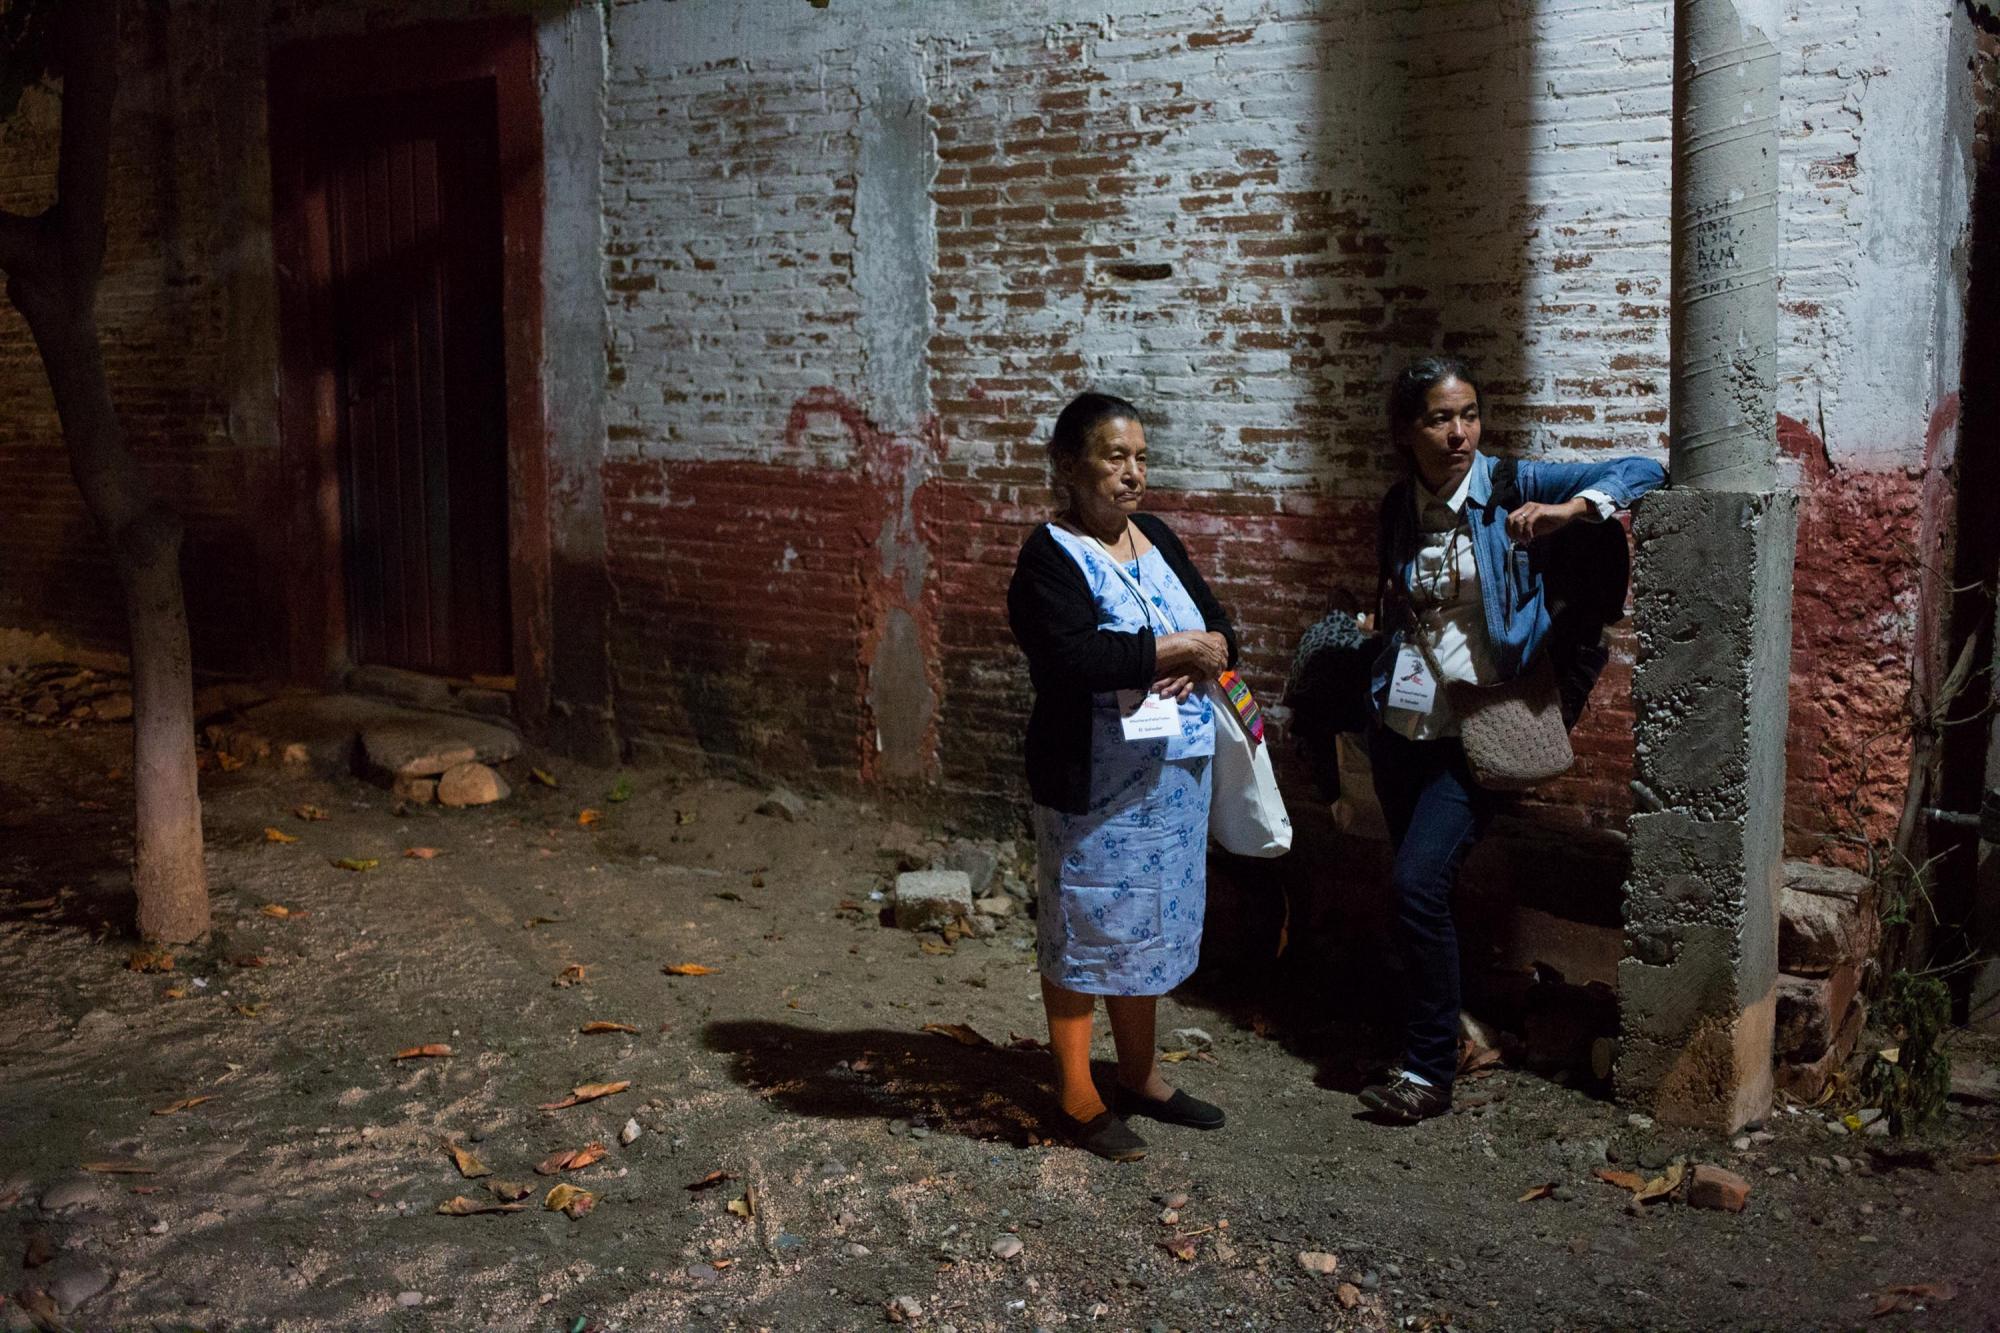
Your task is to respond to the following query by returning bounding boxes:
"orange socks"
[1041,977,1108,1122]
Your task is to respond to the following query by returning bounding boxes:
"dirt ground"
[2,713,1998,1333]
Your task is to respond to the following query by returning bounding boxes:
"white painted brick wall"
[604,0,1960,478]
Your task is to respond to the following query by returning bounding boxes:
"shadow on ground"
[702,1019,1061,1146]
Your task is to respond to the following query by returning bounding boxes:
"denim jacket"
[1369,451,1667,715]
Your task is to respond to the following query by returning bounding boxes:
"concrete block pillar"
[1621,489,1796,1128]
[1618,0,1796,1131]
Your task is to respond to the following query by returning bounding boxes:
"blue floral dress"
[1034,524,1214,996]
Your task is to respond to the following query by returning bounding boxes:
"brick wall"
[600,0,1962,856]
[0,0,1966,862]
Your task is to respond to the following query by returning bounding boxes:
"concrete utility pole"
[1618,0,1798,1130]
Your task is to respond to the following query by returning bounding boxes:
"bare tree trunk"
[0,0,207,941]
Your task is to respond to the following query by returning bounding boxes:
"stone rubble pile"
[1775,860,1879,1101]
[0,661,134,726]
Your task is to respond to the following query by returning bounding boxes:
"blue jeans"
[1367,726,1498,1089]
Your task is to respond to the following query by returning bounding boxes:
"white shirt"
[1383,471,1616,742]
[1385,469,1494,741]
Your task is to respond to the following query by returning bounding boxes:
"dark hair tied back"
[1386,355,1481,435]
[1049,391,1141,477]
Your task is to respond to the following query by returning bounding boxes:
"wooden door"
[312,80,511,678]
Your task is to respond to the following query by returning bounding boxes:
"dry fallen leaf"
[329,857,379,872]
[14,1288,59,1326]
[233,1003,262,1018]
[230,954,268,969]
[918,939,954,957]
[727,1184,758,1219]
[536,1148,579,1175]
[663,963,717,976]
[126,949,174,974]
[393,1043,454,1061]
[544,1182,596,1219]
[568,1142,608,1170]
[161,986,188,1000]
[1459,1041,1503,1075]
[1592,1167,1646,1191]
[486,1179,533,1202]
[581,1021,639,1035]
[151,1095,216,1117]
[1872,1282,1957,1317]
[216,751,245,772]
[81,1160,155,1175]
[538,1079,631,1110]
[403,846,440,860]
[685,1170,734,1192]
[1158,1235,1198,1262]
[1159,1049,1192,1064]
[263,826,299,844]
[531,767,559,788]
[437,1195,526,1216]
[554,963,589,988]
[294,803,330,821]
[921,1022,992,1048]
[577,809,603,827]
[1634,1160,1685,1204]
[1518,1182,1557,1203]
[445,1141,492,1179]
[260,903,301,918]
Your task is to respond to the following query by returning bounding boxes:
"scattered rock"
[620,1117,642,1146]
[844,1242,871,1258]
[391,775,438,804]
[1732,1135,1751,1151]
[1638,1144,1674,1171]
[50,1263,112,1313]
[756,788,808,821]
[1161,1190,1189,1210]
[1163,1028,1213,1054]
[1687,1164,1751,1212]
[936,841,1000,896]
[361,722,477,780]
[893,870,973,931]
[438,761,511,808]
[887,1294,923,1323]
[1297,1250,1339,1276]
[1779,862,1877,975]
[991,1235,1023,1261]
[90,692,133,722]
[39,1179,99,1212]
[396,1291,423,1308]
[973,895,1015,919]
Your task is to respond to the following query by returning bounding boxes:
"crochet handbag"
[1415,628,1573,792]
[1447,657,1574,791]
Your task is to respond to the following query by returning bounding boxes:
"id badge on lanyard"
[1387,644,1437,714]
[1116,689,1180,740]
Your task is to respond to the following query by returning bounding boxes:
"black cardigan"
[1007,513,1240,815]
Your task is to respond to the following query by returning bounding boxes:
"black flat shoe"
[1116,1085,1226,1130]
[1060,1110,1148,1162]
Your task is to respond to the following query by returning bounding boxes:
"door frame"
[269,17,549,720]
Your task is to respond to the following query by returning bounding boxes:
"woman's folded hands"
[1151,630,1229,701]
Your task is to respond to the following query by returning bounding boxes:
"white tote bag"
[1081,532,1292,858]
[1206,677,1292,857]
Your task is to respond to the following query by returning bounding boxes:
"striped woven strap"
[1216,669,1264,742]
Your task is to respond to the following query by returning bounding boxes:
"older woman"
[1361,356,1666,1123]
[1007,391,1236,1162]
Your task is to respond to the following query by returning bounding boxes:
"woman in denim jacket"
[1359,355,1665,1124]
